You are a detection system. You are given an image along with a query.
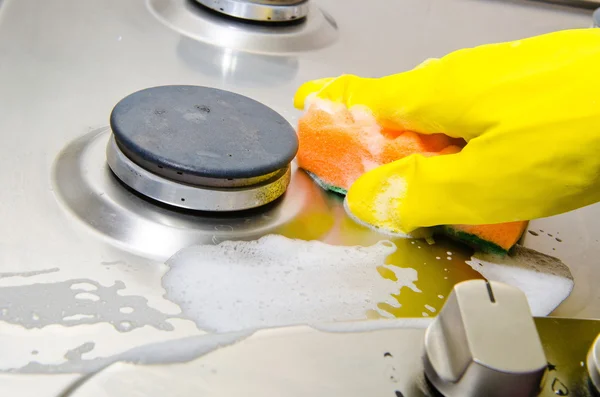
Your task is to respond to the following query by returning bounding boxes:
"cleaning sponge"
[297,100,527,254]
[297,100,463,192]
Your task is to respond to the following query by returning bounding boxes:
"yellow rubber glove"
[294,29,600,234]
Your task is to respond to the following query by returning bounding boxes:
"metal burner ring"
[107,135,291,211]
[195,0,309,22]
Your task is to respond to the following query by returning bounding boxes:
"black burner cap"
[110,85,298,180]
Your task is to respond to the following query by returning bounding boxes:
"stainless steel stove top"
[0,0,598,395]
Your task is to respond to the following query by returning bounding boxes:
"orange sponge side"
[446,222,529,252]
[297,103,463,190]
[297,105,372,190]
[297,101,526,253]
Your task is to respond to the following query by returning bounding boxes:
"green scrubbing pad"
[306,171,348,196]
[306,171,521,255]
[438,226,511,255]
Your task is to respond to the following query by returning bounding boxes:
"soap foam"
[371,175,406,225]
[162,236,419,333]
[348,104,387,157]
[466,245,573,316]
[343,196,415,239]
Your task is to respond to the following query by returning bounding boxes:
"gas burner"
[106,85,298,211]
[194,0,309,22]
[147,0,337,55]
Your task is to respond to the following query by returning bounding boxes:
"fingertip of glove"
[293,77,334,110]
[346,164,412,234]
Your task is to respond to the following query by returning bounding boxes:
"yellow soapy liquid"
[275,192,485,319]
[335,208,485,319]
[376,238,484,318]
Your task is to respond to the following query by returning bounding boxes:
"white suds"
[163,236,419,333]
[361,158,382,174]
[348,105,387,157]
[372,175,406,224]
[343,197,413,239]
[466,246,573,316]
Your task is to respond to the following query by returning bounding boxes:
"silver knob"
[423,280,547,397]
[587,333,600,392]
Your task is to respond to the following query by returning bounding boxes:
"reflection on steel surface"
[176,37,299,87]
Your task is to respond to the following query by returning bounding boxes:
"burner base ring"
[106,135,291,212]
[194,0,309,22]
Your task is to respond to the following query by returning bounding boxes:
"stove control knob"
[587,333,600,392]
[423,280,547,397]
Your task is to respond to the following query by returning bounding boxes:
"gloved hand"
[294,29,600,233]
